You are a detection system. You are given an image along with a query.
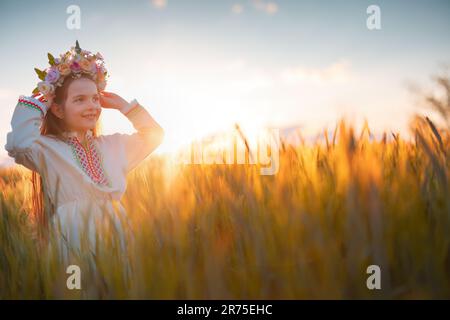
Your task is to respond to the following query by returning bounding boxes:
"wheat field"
[0,116,449,299]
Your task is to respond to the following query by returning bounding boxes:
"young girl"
[5,42,164,259]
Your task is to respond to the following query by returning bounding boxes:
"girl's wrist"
[120,99,139,115]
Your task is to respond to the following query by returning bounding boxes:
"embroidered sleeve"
[117,101,165,172]
[4,95,49,172]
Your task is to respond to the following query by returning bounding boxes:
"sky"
[0,0,449,165]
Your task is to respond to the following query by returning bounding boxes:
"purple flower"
[45,68,60,83]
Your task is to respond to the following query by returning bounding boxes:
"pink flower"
[45,68,60,84]
[90,61,98,73]
[70,61,81,73]
[58,63,71,76]
[79,58,92,72]
[96,63,106,75]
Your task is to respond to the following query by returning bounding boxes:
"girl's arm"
[100,92,165,172]
[4,95,50,172]
[120,100,165,172]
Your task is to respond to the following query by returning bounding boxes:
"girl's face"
[53,77,101,132]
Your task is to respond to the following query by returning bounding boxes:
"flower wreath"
[33,40,108,98]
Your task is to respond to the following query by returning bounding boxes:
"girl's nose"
[88,100,101,111]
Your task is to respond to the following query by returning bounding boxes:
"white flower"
[37,81,54,95]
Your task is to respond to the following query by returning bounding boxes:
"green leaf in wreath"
[48,53,55,66]
[34,68,46,81]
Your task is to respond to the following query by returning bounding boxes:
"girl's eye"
[75,98,83,102]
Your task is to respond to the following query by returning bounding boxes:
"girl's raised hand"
[99,91,129,111]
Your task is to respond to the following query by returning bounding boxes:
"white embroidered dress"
[5,95,163,254]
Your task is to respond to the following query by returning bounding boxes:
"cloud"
[151,0,167,9]
[280,60,354,85]
[252,0,278,15]
[231,4,244,15]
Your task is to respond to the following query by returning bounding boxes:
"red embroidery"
[66,134,110,186]
[18,97,45,115]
